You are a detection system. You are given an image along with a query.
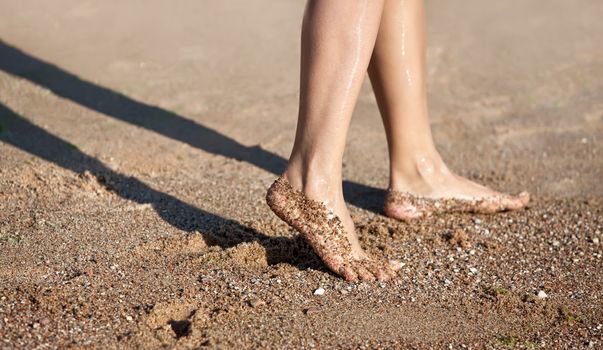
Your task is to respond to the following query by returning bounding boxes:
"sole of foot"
[384,190,530,222]
[266,176,401,282]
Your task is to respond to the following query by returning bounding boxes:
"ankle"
[283,158,342,204]
[389,152,449,193]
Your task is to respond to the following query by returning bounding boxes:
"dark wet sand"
[0,0,602,348]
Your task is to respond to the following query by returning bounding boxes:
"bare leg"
[266,0,399,281]
[368,0,529,221]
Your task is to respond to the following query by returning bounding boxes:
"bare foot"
[384,155,530,222]
[266,176,400,282]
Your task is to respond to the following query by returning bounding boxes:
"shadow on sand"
[0,102,320,268]
[0,41,388,269]
[0,41,386,213]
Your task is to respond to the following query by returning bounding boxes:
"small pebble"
[390,260,405,268]
[537,290,548,299]
[592,237,600,245]
[313,288,325,296]
[469,267,478,274]
[125,315,133,322]
[305,307,320,315]
[248,297,265,308]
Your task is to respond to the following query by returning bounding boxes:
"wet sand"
[0,0,602,348]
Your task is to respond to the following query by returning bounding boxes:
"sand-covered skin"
[384,189,530,221]
[1,0,602,348]
[267,176,398,281]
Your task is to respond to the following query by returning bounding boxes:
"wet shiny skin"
[269,0,529,280]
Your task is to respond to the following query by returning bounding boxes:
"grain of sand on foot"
[1,0,602,348]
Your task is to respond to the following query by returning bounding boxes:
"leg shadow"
[0,40,386,213]
[0,103,318,268]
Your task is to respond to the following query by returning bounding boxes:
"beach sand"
[0,0,602,348]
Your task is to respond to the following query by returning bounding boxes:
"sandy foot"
[384,186,530,222]
[385,155,530,221]
[266,176,400,281]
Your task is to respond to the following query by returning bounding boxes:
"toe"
[354,264,376,282]
[518,191,530,206]
[365,260,391,282]
[501,192,530,211]
[478,194,524,213]
[339,265,358,282]
[388,259,403,272]
[384,260,402,279]
[477,197,503,213]
[374,267,391,282]
[322,254,348,278]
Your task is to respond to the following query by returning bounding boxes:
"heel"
[265,176,303,222]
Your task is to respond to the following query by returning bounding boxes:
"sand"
[0,0,602,348]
